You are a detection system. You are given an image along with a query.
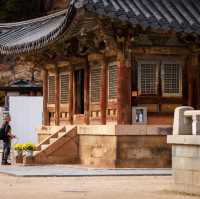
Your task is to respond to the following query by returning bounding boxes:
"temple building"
[0,0,200,167]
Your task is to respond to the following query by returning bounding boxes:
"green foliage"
[0,0,43,22]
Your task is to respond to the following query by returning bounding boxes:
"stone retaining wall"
[78,125,172,168]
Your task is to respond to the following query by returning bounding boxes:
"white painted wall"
[9,97,43,144]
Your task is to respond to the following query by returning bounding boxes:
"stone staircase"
[24,126,79,165]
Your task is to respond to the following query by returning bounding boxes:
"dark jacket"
[1,122,11,142]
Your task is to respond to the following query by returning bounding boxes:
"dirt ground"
[0,174,199,199]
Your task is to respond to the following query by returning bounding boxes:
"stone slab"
[0,165,172,177]
[167,135,200,145]
[78,125,172,136]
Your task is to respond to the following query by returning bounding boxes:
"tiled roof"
[0,0,200,55]
[78,0,200,33]
[0,6,74,55]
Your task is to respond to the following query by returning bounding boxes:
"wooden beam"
[84,57,90,124]
[117,51,132,124]
[197,55,200,109]
[42,69,49,125]
[133,47,189,56]
[55,68,60,126]
[100,56,107,124]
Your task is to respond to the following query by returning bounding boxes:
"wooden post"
[188,54,198,106]
[55,68,60,126]
[42,69,49,125]
[69,65,74,124]
[117,51,132,124]
[100,56,107,124]
[84,57,90,124]
[197,57,200,109]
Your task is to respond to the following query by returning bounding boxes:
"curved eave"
[0,5,75,55]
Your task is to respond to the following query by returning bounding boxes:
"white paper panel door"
[9,97,43,144]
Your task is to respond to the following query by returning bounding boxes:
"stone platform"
[36,124,172,168]
[0,165,172,177]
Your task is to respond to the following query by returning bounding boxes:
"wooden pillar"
[55,68,60,126]
[84,57,90,124]
[42,69,49,125]
[197,55,200,109]
[117,51,132,124]
[100,56,107,124]
[69,66,74,124]
[188,54,198,107]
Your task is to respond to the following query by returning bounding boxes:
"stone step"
[33,151,40,156]
[41,144,49,150]
[58,132,66,137]
[49,138,57,144]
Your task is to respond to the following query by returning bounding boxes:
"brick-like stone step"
[49,138,57,144]
[33,151,40,156]
[41,144,49,150]
[58,132,66,137]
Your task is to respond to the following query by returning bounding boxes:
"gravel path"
[0,174,198,199]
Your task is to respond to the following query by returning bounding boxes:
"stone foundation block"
[14,155,23,164]
[174,169,193,185]
[173,145,199,158]
[23,156,35,165]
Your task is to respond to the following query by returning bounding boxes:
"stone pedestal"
[168,135,200,195]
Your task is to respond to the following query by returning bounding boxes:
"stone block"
[167,135,200,145]
[78,125,116,135]
[116,125,147,135]
[174,169,193,185]
[192,171,200,186]
[174,145,199,158]
[173,156,200,170]
[23,156,35,165]
[147,125,172,135]
[14,155,23,164]
[79,135,117,168]
[117,135,171,168]
[173,106,193,135]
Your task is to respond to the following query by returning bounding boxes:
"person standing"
[1,114,15,165]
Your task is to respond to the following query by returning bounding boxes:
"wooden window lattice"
[138,61,159,95]
[162,62,182,97]
[108,62,117,99]
[48,75,56,104]
[138,60,182,97]
[60,73,70,104]
[90,66,101,103]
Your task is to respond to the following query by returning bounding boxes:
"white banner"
[9,96,43,144]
